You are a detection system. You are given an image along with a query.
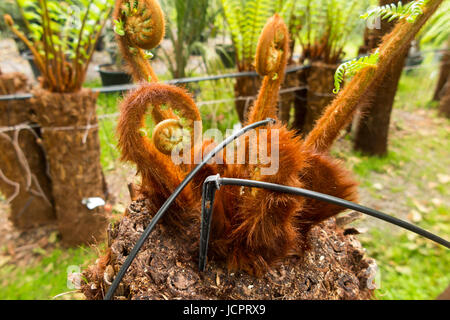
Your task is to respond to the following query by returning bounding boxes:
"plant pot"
[98,63,132,87]
[81,199,375,300]
[0,72,56,229]
[215,44,236,69]
[22,51,41,79]
[31,87,108,246]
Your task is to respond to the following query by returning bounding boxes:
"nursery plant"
[353,0,414,156]
[0,69,55,229]
[79,0,446,301]
[81,2,371,299]
[4,0,114,245]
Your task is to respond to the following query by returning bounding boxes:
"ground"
[0,40,448,300]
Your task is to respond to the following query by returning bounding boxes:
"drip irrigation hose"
[199,175,450,271]
[104,118,275,300]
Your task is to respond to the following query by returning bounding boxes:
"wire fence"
[0,49,447,206]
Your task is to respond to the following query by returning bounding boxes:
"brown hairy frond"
[246,14,290,124]
[115,3,441,277]
[117,82,200,229]
[113,0,165,83]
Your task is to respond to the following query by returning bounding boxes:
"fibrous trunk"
[292,68,308,132]
[234,76,261,123]
[291,63,337,135]
[353,0,412,156]
[302,62,337,134]
[433,43,450,101]
[82,199,375,300]
[278,66,300,124]
[0,73,55,229]
[438,74,450,118]
[31,88,108,245]
[354,45,410,155]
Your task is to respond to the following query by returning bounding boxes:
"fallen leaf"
[48,231,59,244]
[395,265,412,275]
[216,273,221,286]
[408,210,422,223]
[373,183,383,190]
[0,256,11,268]
[412,200,430,214]
[431,198,442,206]
[437,174,450,184]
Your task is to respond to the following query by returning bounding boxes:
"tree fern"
[293,0,371,63]
[361,0,429,23]
[333,51,380,93]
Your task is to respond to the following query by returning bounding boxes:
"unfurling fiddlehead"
[113,0,164,82]
[118,83,201,161]
[115,0,203,156]
[246,14,290,124]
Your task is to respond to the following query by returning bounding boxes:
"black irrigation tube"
[103,118,275,300]
[198,175,450,271]
[3,47,448,101]
[0,65,310,101]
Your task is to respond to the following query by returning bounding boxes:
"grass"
[0,245,101,300]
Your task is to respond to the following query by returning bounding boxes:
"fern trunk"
[234,74,261,123]
[353,0,412,156]
[0,73,56,229]
[354,45,410,155]
[438,74,450,118]
[303,62,337,134]
[292,68,308,132]
[291,63,337,134]
[31,88,108,246]
[433,42,450,101]
[278,65,299,124]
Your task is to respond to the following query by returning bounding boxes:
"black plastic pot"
[22,51,41,79]
[97,64,132,87]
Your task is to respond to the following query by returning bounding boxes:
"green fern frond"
[221,0,274,65]
[361,0,429,23]
[333,51,380,93]
[420,0,449,46]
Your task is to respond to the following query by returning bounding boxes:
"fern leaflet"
[361,0,428,23]
[333,51,380,93]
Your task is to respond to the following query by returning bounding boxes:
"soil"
[82,199,375,300]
